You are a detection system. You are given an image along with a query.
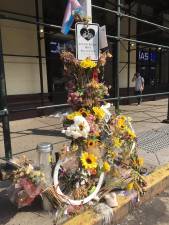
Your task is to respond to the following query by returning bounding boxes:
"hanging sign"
[75,22,99,61]
[99,25,108,50]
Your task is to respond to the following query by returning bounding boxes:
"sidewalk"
[0,98,169,225]
[1,98,168,168]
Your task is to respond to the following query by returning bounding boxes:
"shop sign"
[138,51,149,61]
[75,22,99,61]
[138,50,157,62]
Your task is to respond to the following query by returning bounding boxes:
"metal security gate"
[1,0,169,161]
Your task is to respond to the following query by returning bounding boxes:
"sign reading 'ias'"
[138,50,157,62]
[76,22,99,61]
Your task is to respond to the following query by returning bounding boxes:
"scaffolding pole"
[35,0,44,106]
[114,0,121,111]
[0,28,12,160]
[127,1,131,100]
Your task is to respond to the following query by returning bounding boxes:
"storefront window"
[137,48,160,88]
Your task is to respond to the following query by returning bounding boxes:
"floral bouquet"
[8,156,45,208]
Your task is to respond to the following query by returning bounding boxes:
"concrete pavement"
[120,189,169,225]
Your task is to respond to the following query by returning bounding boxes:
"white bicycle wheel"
[53,160,104,206]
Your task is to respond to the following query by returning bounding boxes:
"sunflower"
[93,107,105,120]
[86,139,99,148]
[80,152,98,170]
[79,108,90,118]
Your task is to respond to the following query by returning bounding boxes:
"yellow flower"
[80,58,97,69]
[127,128,136,139]
[127,182,134,190]
[81,152,98,170]
[66,111,81,120]
[116,117,126,128]
[79,108,90,117]
[93,107,105,120]
[103,161,111,172]
[138,157,144,167]
[113,137,122,148]
[86,139,97,148]
[121,115,127,120]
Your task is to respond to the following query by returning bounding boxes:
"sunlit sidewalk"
[0,98,168,168]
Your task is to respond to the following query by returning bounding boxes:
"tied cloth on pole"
[61,0,82,35]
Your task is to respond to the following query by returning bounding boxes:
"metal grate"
[137,125,169,153]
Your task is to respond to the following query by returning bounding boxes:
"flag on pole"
[61,0,82,35]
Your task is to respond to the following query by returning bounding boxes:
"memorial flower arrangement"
[7,51,147,216]
[52,50,147,209]
[8,156,46,208]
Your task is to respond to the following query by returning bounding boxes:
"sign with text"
[76,22,99,61]
[138,50,157,62]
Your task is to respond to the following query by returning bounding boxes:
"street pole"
[127,0,131,103]
[79,0,92,21]
[0,28,12,160]
[115,0,121,111]
[35,0,44,107]
[162,96,169,123]
[162,50,169,123]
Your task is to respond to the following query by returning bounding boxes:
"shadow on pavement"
[0,189,17,224]
[0,187,44,225]
[29,128,66,138]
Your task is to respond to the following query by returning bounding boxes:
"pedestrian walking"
[132,72,144,105]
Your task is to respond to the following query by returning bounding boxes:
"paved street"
[0,98,169,225]
[120,189,169,225]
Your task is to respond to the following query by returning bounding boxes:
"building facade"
[0,0,169,118]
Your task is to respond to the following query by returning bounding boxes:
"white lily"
[62,115,90,139]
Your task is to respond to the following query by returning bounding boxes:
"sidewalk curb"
[63,163,169,225]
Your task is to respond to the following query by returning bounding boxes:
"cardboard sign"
[76,22,99,61]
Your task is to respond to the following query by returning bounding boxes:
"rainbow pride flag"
[61,0,82,35]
